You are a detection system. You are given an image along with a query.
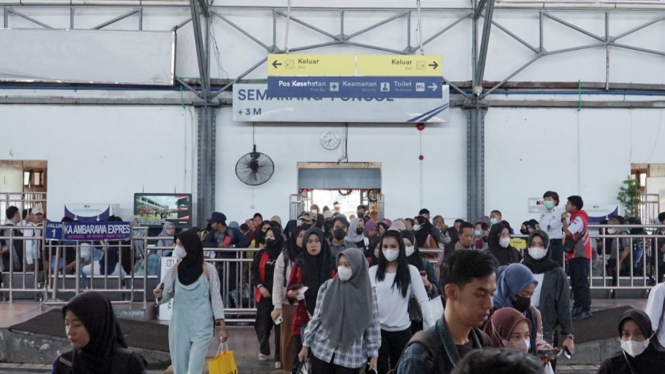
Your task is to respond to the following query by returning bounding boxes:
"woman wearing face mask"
[488,223,521,266]
[153,228,228,374]
[523,230,575,362]
[287,228,337,373]
[598,309,665,374]
[347,217,369,254]
[251,223,284,366]
[271,226,306,372]
[484,307,534,355]
[474,222,490,250]
[298,248,381,373]
[491,264,549,355]
[52,291,147,374]
[413,216,439,249]
[369,230,434,374]
[401,230,439,334]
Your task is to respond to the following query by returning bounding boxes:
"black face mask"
[356,228,364,235]
[520,228,529,235]
[512,295,531,313]
[333,228,346,241]
[357,212,364,218]
[266,238,276,247]
[301,223,311,230]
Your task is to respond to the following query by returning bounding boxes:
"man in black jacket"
[397,250,497,374]
[202,212,250,308]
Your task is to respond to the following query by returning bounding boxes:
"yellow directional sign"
[268,54,356,76]
[357,55,442,77]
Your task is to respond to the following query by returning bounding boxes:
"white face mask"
[443,237,452,244]
[413,224,422,232]
[405,246,415,257]
[499,237,511,248]
[175,245,186,259]
[621,339,650,357]
[337,266,352,281]
[528,247,547,260]
[383,249,400,262]
[503,339,531,354]
[607,228,616,235]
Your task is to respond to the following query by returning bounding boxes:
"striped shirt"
[303,280,381,369]
[158,262,225,320]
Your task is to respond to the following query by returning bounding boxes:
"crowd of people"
[2,191,665,374]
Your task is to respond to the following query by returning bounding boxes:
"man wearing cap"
[297,211,316,230]
[24,205,45,272]
[202,213,250,307]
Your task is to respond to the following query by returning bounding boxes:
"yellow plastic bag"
[209,343,238,374]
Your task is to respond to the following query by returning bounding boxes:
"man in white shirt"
[24,205,44,272]
[645,281,665,347]
[539,191,564,267]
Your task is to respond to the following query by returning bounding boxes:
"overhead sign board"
[233,83,449,123]
[268,54,355,76]
[267,76,442,98]
[356,55,442,77]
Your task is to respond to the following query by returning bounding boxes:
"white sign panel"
[528,198,546,214]
[233,83,449,123]
[0,29,175,85]
[158,256,178,321]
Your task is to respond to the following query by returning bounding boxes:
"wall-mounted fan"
[235,145,275,186]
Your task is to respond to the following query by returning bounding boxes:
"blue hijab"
[492,263,538,309]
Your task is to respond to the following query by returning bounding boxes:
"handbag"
[564,230,586,254]
[208,342,237,374]
[295,359,310,374]
[407,296,423,322]
[425,296,444,328]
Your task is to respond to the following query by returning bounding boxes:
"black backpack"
[389,330,444,374]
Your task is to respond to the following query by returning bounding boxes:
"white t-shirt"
[646,283,665,346]
[369,264,434,331]
[531,273,546,308]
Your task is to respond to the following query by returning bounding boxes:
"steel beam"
[211,11,271,51]
[90,9,138,30]
[7,9,53,29]
[474,0,495,91]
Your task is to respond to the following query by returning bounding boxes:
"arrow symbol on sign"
[272,60,282,69]
[429,61,439,69]
[429,83,438,91]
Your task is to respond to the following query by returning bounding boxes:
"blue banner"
[45,222,63,240]
[267,76,442,99]
[63,222,131,241]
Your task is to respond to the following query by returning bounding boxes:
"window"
[23,172,30,187]
[23,170,45,187]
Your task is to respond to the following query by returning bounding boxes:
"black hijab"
[285,226,305,263]
[522,230,559,274]
[402,230,424,271]
[265,222,285,259]
[295,227,335,315]
[488,223,520,266]
[414,216,436,247]
[62,291,128,374]
[177,227,205,286]
[600,309,665,374]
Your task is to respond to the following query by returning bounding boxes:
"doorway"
[0,160,48,221]
[294,162,383,220]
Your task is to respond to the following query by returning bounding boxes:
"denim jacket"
[396,317,492,374]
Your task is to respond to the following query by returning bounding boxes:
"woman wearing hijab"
[287,227,336,372]
[52,291,147,374]
[347,217,369,254]
[298,248,381,373]
[251,223,284,366]
[523,230,575,361]
[492,263,548,355]
[484,307,533,354]
[156,222,176,256]
[153,227,228,374]
[272,226,306,372]
[598,309,665,374]
[414,216,439,249]
[370,230,434,374]
[283,219,298,238]
[488,223,521,266]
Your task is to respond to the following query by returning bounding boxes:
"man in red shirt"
[562,195,592,321]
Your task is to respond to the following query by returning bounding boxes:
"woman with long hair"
[369,230,434,374]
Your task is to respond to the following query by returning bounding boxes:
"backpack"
[389,330,443,374]
[56,347,146,374]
